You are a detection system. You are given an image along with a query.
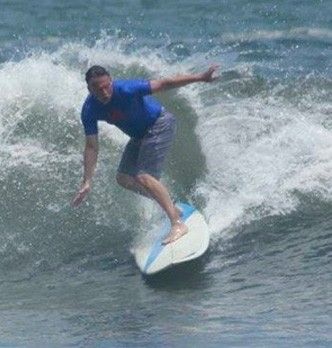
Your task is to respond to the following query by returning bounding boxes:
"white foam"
[221,27,332,43]
[195,95,332,237]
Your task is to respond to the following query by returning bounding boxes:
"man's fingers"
[71,195,82,207]
[71,190,87,207]
[202,64,220,82]
[209,65,220,75]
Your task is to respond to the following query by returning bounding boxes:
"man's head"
[85,65,113,104]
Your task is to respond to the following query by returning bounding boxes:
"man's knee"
[135,173,154,187]
[116,173,133,188]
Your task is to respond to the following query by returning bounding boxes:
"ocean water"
[0,0,331,347]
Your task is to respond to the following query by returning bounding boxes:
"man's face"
[88,75,113,104]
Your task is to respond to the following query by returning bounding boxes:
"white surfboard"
[133,202,210,275]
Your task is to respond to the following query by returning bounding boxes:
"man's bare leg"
[116,173,183,217]
[116,173,187,244]
[135,173,188,244]
[116,173,151,198]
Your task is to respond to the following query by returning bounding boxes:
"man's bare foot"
[162,221,188,245]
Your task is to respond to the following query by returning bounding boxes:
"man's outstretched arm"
[150,65,219,93]
[72,135,99,207]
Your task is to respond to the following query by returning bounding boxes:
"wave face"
[0,1,331,346]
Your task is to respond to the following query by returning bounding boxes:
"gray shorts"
[117,110,176,179]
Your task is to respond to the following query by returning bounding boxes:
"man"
[72,64,218,244]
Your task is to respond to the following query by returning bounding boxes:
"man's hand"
[199,65,220,82]
[71,181,91,207]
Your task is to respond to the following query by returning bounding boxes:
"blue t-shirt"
[81,79,162,138]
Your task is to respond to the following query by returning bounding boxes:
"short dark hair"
[85,65,110,83]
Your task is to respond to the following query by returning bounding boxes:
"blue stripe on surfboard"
[143,203,196,273]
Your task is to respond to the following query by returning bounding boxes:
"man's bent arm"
[150,65,219,93]
[83,135,99,183]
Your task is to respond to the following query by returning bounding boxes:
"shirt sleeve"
[81,102,98,136]
[126,79,152,96]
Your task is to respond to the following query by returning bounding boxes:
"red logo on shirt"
[108,109,126,123]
